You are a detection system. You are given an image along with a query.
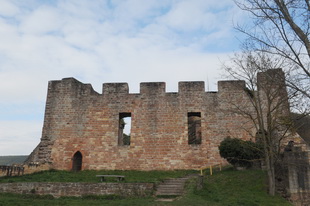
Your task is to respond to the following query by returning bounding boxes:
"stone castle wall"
[283,147,310,206]
[26,69,287,171]
[0,182,154,197]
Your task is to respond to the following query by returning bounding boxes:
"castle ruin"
[26,69,294,172]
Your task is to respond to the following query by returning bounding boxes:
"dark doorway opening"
[72,151,82,172]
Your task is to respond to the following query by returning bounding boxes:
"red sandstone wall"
[0,182,154,197]
[29,78,255,171]
[28,72,286,171]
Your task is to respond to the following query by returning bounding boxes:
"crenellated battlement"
[48,78,99,96]
[218,80,246,93]
[140,82,166,95]
[103,83,129,95]
[179,81,205,94]
[48,79,250,97]
[26,69,288,172]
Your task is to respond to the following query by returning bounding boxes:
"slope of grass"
[0,193,155,206]
[0,169,292,206]
[0,169,193,183]
[191,168,292,206]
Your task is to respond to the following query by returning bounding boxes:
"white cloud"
[158,0,233,32]
[0,0,19,17]
[20,6,62,35]
[0,121,42,155]
[0,0,246,155]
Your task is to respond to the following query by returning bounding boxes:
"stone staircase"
[155,174,197,198]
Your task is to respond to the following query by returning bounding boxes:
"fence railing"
[0,165,24,176]
[198,163,222,176]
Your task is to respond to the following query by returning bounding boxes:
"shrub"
[219,137,263,168]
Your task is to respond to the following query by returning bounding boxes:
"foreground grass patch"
[191,168,291,206]
[0,169,292,205]
[0,193,155,206]
[0,169,193,183]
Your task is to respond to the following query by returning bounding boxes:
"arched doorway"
[72,151,82,172]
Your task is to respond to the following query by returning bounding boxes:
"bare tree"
[234,0,310,102]
[224,50,296,195]
[224,0,310,197]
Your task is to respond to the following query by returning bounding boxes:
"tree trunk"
[265,150,276,196]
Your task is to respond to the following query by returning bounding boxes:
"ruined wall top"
[48,78,248,97]
[48,68,285,97]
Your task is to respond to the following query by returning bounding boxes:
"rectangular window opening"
[119,113,131,146]
[188,112,202,145]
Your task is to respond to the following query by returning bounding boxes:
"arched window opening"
[72,151,82,172]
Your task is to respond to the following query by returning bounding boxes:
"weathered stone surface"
[25,69,290,171]
[0,182,154,197]
[279,147,310,205]
[155,175,194,196]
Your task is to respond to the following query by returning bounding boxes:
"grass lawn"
[0,169,193,183]
[0,168,292,206]
[191,168,292,206]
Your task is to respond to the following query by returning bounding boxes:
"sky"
[0,0,247,155]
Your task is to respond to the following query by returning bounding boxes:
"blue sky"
[0,0,246,155]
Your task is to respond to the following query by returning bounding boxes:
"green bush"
[219,137,263,168]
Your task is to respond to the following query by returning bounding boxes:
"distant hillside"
[0,156,28,165]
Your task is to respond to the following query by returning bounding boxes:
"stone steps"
[157,188,184,191]
[155,175,196,197]
[157,184,184,188]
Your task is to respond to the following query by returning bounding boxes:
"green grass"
[0,193,155,206]
[0,169,292,206]
[191,168,292,206]
[0,169,193,183]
